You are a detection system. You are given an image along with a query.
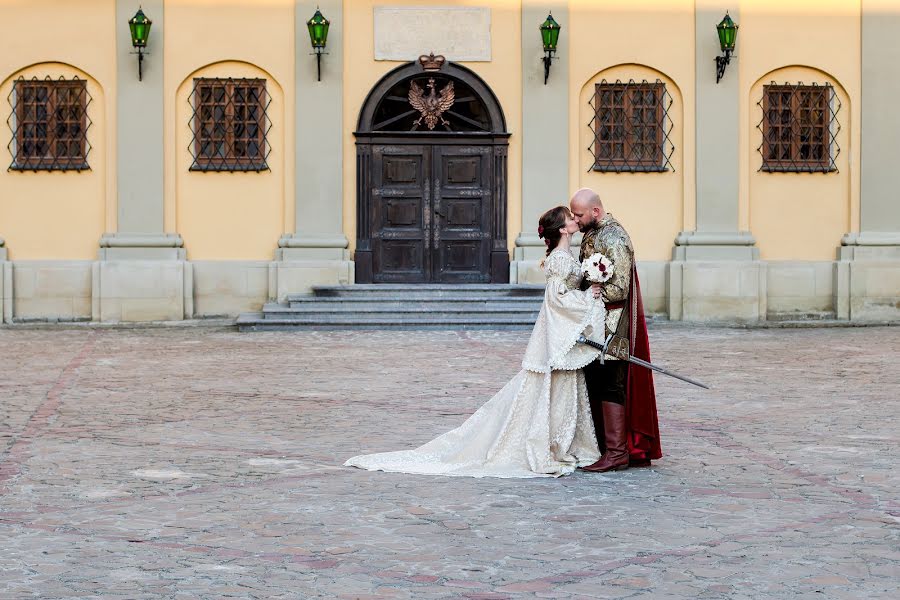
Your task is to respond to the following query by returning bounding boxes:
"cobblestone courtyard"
[0,325,897,599]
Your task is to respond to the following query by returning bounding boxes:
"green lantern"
[539,13,562,85]
[128,7,152,81]
[307,8,330,81]
[716,12,738,54]
[307,9,330,51]
[539,12,561,53]
[128,7,152,49]
[715,12,738,83]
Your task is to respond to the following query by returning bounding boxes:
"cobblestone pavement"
[0,326,897,599]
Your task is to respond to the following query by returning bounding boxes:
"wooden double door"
[369,143,495,283]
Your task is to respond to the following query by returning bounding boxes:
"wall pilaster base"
[96,260,191,322]
[98,233,186,260]
[667,260,766,322]
[273,234,353,300]
[1,259,10,324]
[836,233,900,321]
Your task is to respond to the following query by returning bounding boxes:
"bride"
[344,206,607,478]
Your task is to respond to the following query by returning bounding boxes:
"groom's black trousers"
[583,359,628,406]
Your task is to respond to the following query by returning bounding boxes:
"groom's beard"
[579,218,600,233]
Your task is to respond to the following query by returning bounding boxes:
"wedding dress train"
[344,248,607,478]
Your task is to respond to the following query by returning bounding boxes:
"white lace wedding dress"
[344,248,607,478]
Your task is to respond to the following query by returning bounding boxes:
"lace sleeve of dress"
[545,251,570,279]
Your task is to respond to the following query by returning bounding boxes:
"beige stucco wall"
[739,1,861,260]
[0,0,116,261]
[342,0,522,254]
[569,0,696,262]
[164,0,294,260]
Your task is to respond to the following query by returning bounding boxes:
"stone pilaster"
[836,1,900,321]
[0,237,7,323]
[274,0,352,298]
[668,3,764,322]
[105,0,180,260]
[96,1,186,322]
[512,0,569,284]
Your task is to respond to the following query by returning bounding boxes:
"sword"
[577,334,710,390]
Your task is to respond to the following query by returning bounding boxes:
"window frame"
[760,83,836,173]
[591,81,668,173]
[10,79,89,172]
[190,77,269,172]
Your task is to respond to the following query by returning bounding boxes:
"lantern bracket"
[542,53,554,85]
[715,50,732,84]
[132,48,147,82]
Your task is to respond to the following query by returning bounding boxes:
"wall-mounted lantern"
[128,7,152,82]
[307,8,331,82]
[539,12,561,85]
[715,12,738,84]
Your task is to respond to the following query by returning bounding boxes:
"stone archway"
[354,58,510,284]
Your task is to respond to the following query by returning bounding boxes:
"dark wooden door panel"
[371,145,430,282]
[432,146,492,283]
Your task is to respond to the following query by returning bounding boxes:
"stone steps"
[237,284,545,331]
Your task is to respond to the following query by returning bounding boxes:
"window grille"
[7,76,92,172]
[189,78,271,172]
[757,82,840,173]
[588,79,674,173]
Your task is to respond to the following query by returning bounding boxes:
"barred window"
[589,79,674,173]
[8,77,91,171]
[759,83,840,173]
[190,78,271,172]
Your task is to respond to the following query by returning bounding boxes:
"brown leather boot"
[582,402,629,472]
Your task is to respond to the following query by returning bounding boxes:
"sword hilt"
[576,334,613,364]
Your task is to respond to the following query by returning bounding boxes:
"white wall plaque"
[374,7,491,62]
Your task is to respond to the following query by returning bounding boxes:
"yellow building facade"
[0,0,898,323]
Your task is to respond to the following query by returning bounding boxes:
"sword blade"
[624,355,710,390]
[577,336,709,389]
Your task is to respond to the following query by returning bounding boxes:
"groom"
[569,188,662,472]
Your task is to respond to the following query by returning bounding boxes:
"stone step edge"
[237,313,538,325]
[312,284,545,291]
[268,305,541,313]
[287,295,544,303]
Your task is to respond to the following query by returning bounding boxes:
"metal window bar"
[757,82,840,173]
[7,76,92,172]
[188,78,272,172]
[588,79,674,173]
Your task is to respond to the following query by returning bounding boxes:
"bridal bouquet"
[581,252,614,284]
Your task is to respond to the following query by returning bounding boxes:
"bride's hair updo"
[538,206,570,257]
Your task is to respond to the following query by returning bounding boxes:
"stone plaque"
[374,7,491,62]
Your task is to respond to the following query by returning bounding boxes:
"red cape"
[625,267,663,461]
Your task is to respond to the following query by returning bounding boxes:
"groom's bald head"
[569,188,605,232]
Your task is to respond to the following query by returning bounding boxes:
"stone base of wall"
[0,258,355,323]
[511,254,899,324]
[1,252,897,324]
[11,261,94,322]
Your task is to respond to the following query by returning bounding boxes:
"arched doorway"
[354,58,510,284]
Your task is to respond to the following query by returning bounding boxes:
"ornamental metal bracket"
[715,50,732,84]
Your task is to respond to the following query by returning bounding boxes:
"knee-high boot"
[582,401,629,472]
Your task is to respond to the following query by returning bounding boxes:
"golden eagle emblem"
[408,78,455,131]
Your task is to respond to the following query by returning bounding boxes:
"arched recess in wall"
[748,65,851,261]
[577,64,684,262]
[174,60,285,260]
[0,62,106,260]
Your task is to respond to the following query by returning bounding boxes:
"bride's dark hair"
[538,206,570,257]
